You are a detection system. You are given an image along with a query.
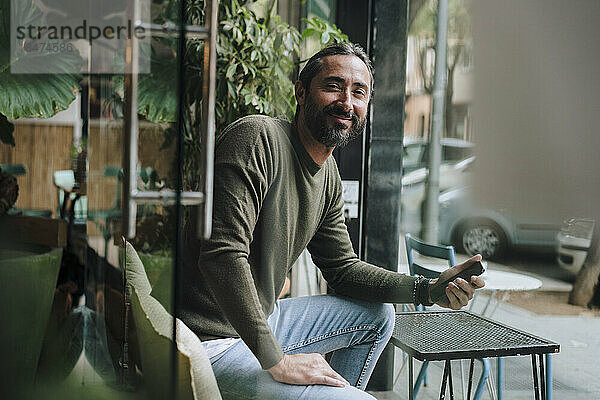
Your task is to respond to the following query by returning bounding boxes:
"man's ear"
[294,81,306,107]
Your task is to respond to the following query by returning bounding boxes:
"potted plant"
[123,0,348,257]
[0,0,82,147]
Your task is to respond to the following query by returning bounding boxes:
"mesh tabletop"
[392,311,559,361]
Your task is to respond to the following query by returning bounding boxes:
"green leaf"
[301,28,316,40]
[136,51,178,123]
[284,32,294,50]
[0,0,82,120]
[0,0,42,71]
[226,63,237,79]
[0,71,80,119]
[273,33,282,50]
[227,80,236,98]
[0,112,15,146]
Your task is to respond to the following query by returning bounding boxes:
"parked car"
[400,156,475,235]
[556,218,595,274]
[402,137,474,174]
[401,154,579,261]
[437,186,563,260]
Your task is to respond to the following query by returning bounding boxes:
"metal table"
[392,311,559,400]
[477,268,542,316]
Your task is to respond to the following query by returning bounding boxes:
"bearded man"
[181,43,485,400]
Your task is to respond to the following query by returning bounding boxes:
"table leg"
[481,289,497,315]
[538,354,546,400]
[409,356,414,400]
[485,371,497,400]
[448,361,455,400]
[440,361,450,400]
[460,360,465,400]
[531,355,540,400]
[467,359,474,400]
[545,354,552,400]
[488,291,509,317]
[497,357,504,400]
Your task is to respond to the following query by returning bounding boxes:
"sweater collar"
[287,119,323,176]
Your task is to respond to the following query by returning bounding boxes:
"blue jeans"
[209,295,395,400]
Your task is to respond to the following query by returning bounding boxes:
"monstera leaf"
[0,0,81,146]
[137,47,179,123]
[0,64,81,120]
[112,42,179,124]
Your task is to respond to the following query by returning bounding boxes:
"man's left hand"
[430,254,486,310]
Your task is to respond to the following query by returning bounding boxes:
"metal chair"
[2,164,52,217]
[403,233,492,399]
[54,168,121,259]
[405,232,456,279]
[54,170,86,221]
[0,163,26,176]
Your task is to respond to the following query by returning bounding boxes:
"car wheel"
[457,220,508,260]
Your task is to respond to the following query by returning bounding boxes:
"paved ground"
[374,247,600,399]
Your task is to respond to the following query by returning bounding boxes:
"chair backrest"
[405,233,456,279]
[53,170,75,190]
[53,170,74,218]
[0,163,26,176]
[124,241,222,400]
[53,170,87,219]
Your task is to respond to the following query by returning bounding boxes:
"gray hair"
[297,42,374,94]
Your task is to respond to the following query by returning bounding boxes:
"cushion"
[0,246,62,395]
[125,242,152,296]
[125,242,221,400]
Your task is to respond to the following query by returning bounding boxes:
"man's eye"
[327,83,341,90]
[354,89,366,97]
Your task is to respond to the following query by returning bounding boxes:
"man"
[181,43,485,399]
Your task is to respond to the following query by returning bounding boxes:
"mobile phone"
[429,261,485,303]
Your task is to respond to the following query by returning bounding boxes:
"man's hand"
[268,353,349,387]
[429,254,486,310]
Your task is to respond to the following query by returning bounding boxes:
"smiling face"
[296,54,371,148]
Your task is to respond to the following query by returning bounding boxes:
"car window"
[442,145,473,162]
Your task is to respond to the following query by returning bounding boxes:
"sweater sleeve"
[199,117,283,369]
[307,176,417,304]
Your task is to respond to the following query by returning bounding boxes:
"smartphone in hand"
[429,261,485,303]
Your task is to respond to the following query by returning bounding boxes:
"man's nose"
[336,88,353,111]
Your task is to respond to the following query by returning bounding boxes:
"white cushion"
[126,242,221,400]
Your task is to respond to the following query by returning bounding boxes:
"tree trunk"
[444,45,462,137]
[409,0,428,27]
[445,85,454,137]
[569,259,600,307]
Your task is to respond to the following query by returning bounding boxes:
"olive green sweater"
[181,115,417,370]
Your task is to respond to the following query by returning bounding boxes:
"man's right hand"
[268,353,349,387]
